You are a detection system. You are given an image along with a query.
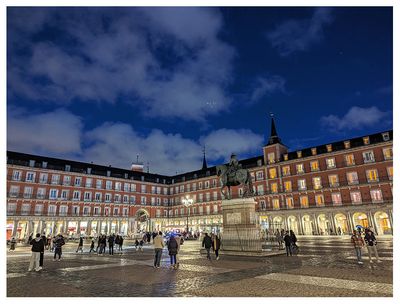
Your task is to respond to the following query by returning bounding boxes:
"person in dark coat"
[89,239,95,253]
[53,234,65,261]
[76,236,84,253]
[119,236,124,252]
[289,230,298,254]
[167,235,179,269]
[29,233,45,271]
[108,234,115,255]
[212,234,221,260]
[202,233,212,260]
[283,231,292,256]
[39,233,46,268]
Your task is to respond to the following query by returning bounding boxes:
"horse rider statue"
[226,153,242,181]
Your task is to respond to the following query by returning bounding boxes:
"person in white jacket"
[153,232,165,268]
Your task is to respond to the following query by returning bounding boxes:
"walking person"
[39,233,47,269]
[283,231,292,256]
[167,234,179,269]
[202,233,212,260]
[99,235,107,254]
[289,230,299,254]
[351,230,365,264]
[364,229,382,264]
[96,236,101,253]
[9,236,17,251]
[212,234,221,260]
[108,234,115,255]
[153,231,164,268]
[275,229,283,249]
[53,234,65,261]
[76,236,84,253]
[28,233,45,271]
[119,236,123,252]
[89,239,95,254]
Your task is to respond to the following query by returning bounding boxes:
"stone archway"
[317,214,331,235]
[287,216,299,235]
[334,213,348,235]
[374,211,392,235]
[302,215,313,235]
[272,216,284,232]
[353,212,369,231]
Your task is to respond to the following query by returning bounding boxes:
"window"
[130,196,136,204]
[60,190,68,200]
[123,195,129,203]
[123,208,128,216]
[72,206,79,215]
[383,148,393,160]
[141,185,146,193]
[366,169,378,182]
[198,193,203,202]
[124,183,130,192]
[344,141,351,149]
[387,167,393,180]
[310,160,319,171]
[115,182,121,191]
[206,206,210,214]
[95,193,102,202]
[114,208,119,215]
[84,192,92,201]
[114,195,121,203]
[300,196,309,208]
[311,148,317,155]
[213,205,218,213]
[199,206,203,214]
[382,132,390,141]
[284,181,292,192]
[39,173,48,183]
[96,179,103,189]
[346,172,359,185]
[212,179,217,187]
[192,183,196,191]
[315,194,324,207]
[26,172,35,182]
[345,154,355,166]
[370,189,383,202]
[74,177,81,186]
[141,196,146,204]
[49,189,58,200]
[48,205,57,216]
[198,182,203,189]
[24,187,33,198]
[34,204,43,215]
[326,158,336,169]
[363,136,370,145]
[270,183,278,193]
[21,204,30,215]
[179,185,184,193]
[350,191,362,204]
[63,175,71,185]
[260,200,266,210]
[85,178,92,188]
[268,152,275,164]
[104,208,110,216]
[51,174,60,185]
[130,184,136,192]
[331,193,342,205]
[298,179,306,191]
[296,163,304,174]
[312,177,322,190]
[37,188,46,199]
[328,175,339,187]
[213,191,218,200]
[282,166,290,176]
[9,185,19,197]
[257,171,264,180]
[105,193,111,202]
[94,207,100,215]
[363,151,375,163]
[83,207,90,215]
[272,199,280,210]
[269,168,277,179]
[12,170,21,181]
[59,205,68,215]
[286,197,294,209]
[73,191,81,201]
[205,181,209,188]
[7,203,17,214]
[106,180,113,190]
[257,185,265,195]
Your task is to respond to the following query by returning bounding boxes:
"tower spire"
[267,113,282,145]
[202,145,207,170]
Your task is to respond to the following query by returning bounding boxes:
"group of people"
[202,233,221,260]
[28,233,65,272]
[91,234,124,255]
[274,229,299,256]
[351,228,382,264]
[152,232,182,269]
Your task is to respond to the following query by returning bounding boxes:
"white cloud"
[7,107,263,175]
[320,106,389,132]
[267,8,333,56]
[250,75,286,102]
[7,107,83,155]
[8,8,236,122]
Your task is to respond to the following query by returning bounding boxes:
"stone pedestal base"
[221,198,262,252]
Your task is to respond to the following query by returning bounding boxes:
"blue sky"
[7,7,393,175]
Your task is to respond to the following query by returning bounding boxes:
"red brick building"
[6,118,393,240]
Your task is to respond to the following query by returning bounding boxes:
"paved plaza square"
[7,236,392,297]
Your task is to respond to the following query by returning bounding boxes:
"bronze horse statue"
[216,164,254,200]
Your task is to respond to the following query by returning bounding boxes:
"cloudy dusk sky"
[7,7,393,175]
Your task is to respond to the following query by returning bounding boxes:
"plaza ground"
[7,236,392,297]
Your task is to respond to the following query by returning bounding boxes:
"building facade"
[6,119,393,240]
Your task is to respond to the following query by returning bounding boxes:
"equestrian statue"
[216,154,254,200]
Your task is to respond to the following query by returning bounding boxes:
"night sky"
[7,7,393,175]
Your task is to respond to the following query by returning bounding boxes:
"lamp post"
[182,195,193,234]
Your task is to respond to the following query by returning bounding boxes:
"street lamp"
[182,195,193,235]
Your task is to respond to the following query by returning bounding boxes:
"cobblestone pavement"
[7,236,393,297]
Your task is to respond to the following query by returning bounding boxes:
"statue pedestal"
[221,198,262,252]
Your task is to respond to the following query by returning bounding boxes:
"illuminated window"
[326,158,336,169]
[363,137,370,145]
[350,191,362,204]
[382,132,390,141]
[370,189,383,202]
[282,166,291,176]
[329,175,339,187]
[312,177,322,190]
[297,151,302,158]
[332,193,342,205]
[257,185,264,195]
[345,154,355,166]
[284,181,292,192]
[346,172,359,185]
[311,148,317,155]
[366,169,378,182]
[268,152,275,164]
[363,151,375,163]
[269,168,277,179]
[300,196,309,208]
[296,163,304,174]
[270,183,278,193]
[256,171,264,180]
[383,148,393,160]
[326,144,332,152]
[310,161,319,171]
[315,194,324,207]
[286,197,294,209]
[387,167,393,180]
[298,179,307,191]
[344,141,351,149]
[272,199,280,210]
[283,154,288,161]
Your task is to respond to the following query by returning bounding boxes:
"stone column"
[329,213,336,235]
[87,220,92,236]
[347,212,354,232]
[37,221,43,235]
[388,209,393,235]
[77,220,81,236]
[367,211,377,234]
[97,220,102,235]
[313,214,319,235]
[12,220,19,237]
[297,215,304,235]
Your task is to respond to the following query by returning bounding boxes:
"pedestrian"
[275,229,283,249]
[135,239,139,251]
[28,233,33,244]
[53,234,65,261]
[76,236,84,253]
[108,234,115,255]
[39,233,47,269]
[115,235,120,251]
[119,236,123,252]
[364,229,382,264]
[289,230,299,254]
[167,234,179,269]
[212,234,221,260]
[28,233,45,271]
[153,231,164,268]
[9,236,17,251]
[89,239,95,253]
[283,231,292,256]
[351,230,365,264]
[139,239,144,251]
[99,235,107,254]
[96,236,101,253]
[202,233,212,260]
